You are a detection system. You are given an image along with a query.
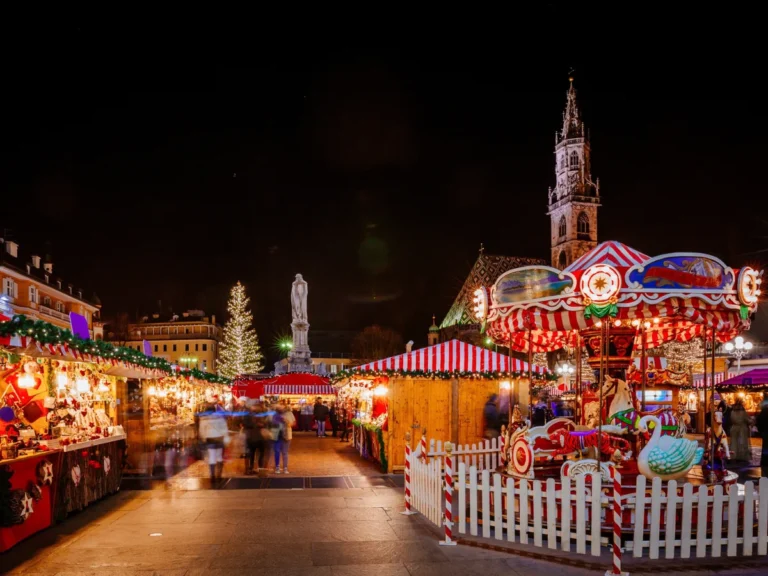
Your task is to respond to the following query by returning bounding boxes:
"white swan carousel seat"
[637,415,704,481]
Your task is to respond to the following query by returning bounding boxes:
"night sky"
[4,22,767,359]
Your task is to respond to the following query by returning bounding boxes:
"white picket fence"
[424,436,502,472]
[408,451,768,563]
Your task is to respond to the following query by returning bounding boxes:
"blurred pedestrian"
[730,399,751,462]
[300,402,313,432]
[330,402,338,437]
[274,402,295,474]
[242,403,262,475]
[340,403,351,442]
[198,400,228,484]
[483,394,500,440]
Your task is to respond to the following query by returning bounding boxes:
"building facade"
[113,311,222,372]
[547,77,601,269]
[0,238,102,338]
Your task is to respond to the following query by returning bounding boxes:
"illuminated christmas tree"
[217,282,264,378]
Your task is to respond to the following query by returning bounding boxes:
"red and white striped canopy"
[565,241,649,272]
[353,339,547,374]
[233,372,335,398]
[486,241,748,353]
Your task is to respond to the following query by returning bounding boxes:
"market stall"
[714,368,768,414]
[333,339,552,473]
[233,372,335,432]
[1,314,230,551]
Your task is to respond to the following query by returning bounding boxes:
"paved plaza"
[4,434,768,575]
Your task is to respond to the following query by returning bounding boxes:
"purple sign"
[143,340,153,357]
[69,312,90,340]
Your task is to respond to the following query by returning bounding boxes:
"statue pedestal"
[289,320,312,372]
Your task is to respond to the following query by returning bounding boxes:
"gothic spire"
[561,75,584,140]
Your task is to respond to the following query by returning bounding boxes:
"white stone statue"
[291,274,308,323]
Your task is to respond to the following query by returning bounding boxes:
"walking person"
[729,399,751,462]
[300,402,313,432]
[198,400,228,485]
[329,402,339,437]
[340,403,351,442]
[483,394,500,440]
[274,402,295,474]
[314,399,329,437]
[242,403,262,475]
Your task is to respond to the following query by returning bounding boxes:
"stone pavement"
[170,431,383,479]
[4,484,768,575]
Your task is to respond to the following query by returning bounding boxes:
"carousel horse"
[601,375,681,437]
[711,408,731,459]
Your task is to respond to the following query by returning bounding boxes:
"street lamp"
[724,336,753,375]
[556,363,575,386]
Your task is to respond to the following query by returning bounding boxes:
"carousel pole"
[528,328,533,425]
[641,322,647,412]
[703,331,709,435]
[575,334,582,423]
[710,327,717,471]
[598,321,606,442]
[508,336,514,425]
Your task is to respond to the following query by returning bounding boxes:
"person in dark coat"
[314,400,330,437]
[329,402,338,437]
[719,400,733,437]
[483,394,500,439]
[756,393,768,473]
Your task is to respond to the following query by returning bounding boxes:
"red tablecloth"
[1,450,62,553]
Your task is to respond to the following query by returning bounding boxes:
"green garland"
[331,368,557,383]
[0,315,231,385]
[350,420,387,472]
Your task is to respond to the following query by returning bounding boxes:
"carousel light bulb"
[499,380,511,390]
[644,321,651,329]
[595,321,602,328]
[757,290,762,296]
[757,278,762,285]
[18,373,36,389]
[631,319,640,327]
[56,372,69,389]
[653,318,660,324]
[614,320,622,327]
[76,377,90,393]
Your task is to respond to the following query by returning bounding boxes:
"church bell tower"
[547,76,600,269]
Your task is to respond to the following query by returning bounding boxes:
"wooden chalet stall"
[333,339,551,473]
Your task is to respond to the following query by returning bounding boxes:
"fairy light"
[17,373,36,389]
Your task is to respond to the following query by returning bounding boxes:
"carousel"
[479,241,762,493]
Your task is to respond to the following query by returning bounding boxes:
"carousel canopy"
[353,339,547,375]
[485,241,761,353]
[233,372,335,398]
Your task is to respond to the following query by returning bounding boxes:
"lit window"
[558,216,566,238]
[3,278,17,299]
[28,285,38,304]
[577,212,590,234]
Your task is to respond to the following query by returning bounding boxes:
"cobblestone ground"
[172,431,383,478]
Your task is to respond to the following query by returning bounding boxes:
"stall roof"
[353,339,547,374]
[233,372,335,398]
[717,368,768,389]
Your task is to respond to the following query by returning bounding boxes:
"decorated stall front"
[333,339,552,473]
[0,314,230,551]
[714,368,768,414]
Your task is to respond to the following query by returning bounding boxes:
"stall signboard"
[69,312,90,339]
[627,253,733,291]
[493,266,574,306]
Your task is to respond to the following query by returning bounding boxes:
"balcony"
[129,331,220,341]
[39,304,69,322]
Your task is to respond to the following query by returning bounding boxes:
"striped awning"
[565,240,649,272]
[264,384,336,396]
[354,339,547,374]
[692,373,728,388]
